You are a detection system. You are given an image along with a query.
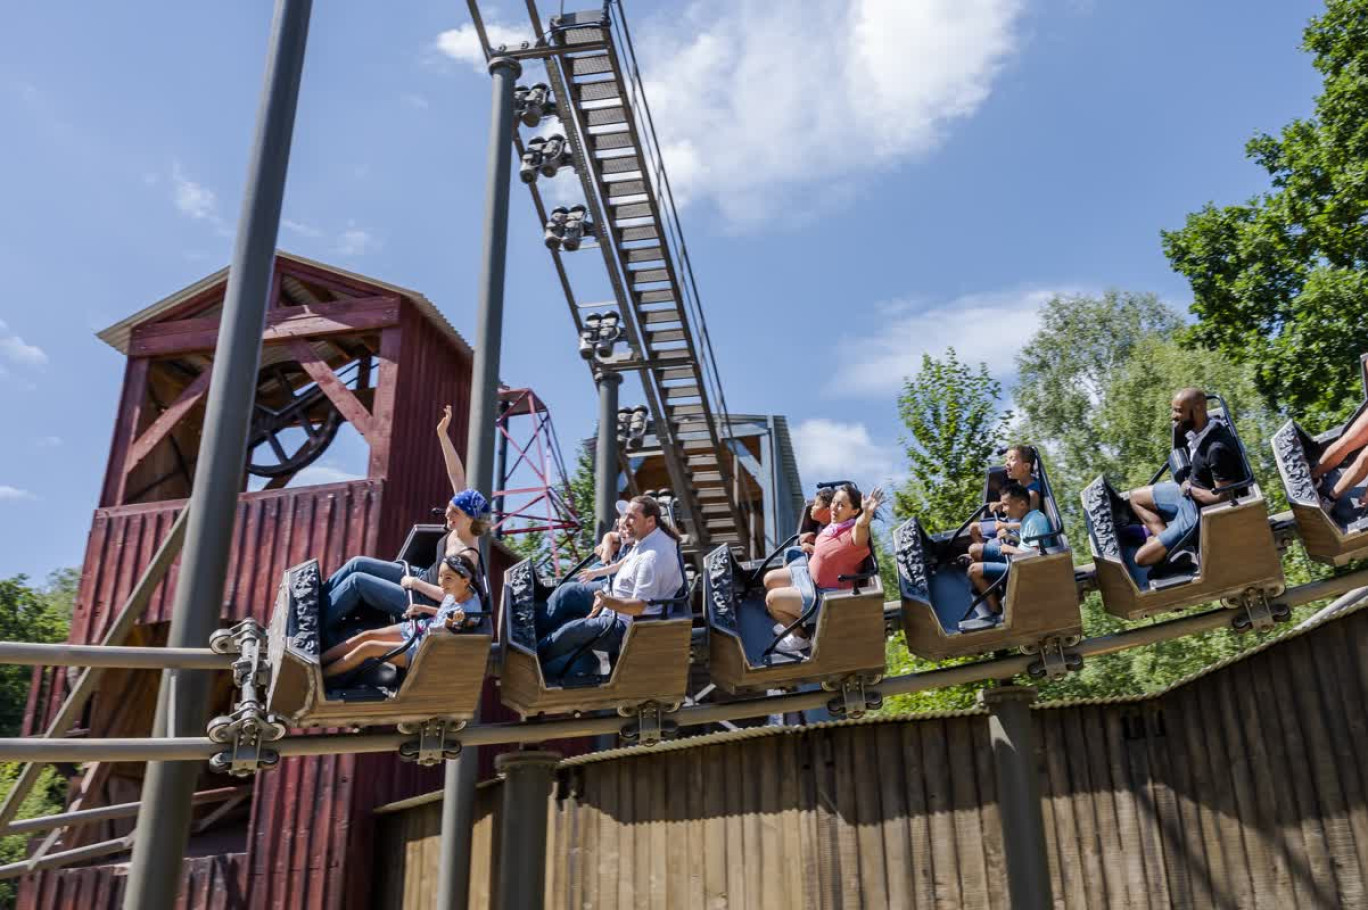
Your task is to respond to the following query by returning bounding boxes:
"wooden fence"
[374,604,1368,908]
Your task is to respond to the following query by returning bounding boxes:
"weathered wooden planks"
[373,606,1368,909]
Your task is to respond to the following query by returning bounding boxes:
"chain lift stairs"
[489,1,751,554]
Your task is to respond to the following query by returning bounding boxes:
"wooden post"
[980,684,1053,909]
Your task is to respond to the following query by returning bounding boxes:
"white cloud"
[0,486,36,502]
[791,418,901,491]
[34,436,61,448]
[400,93,431,110]
[0,319,47,367]
[171,160,217,220]
[10,80,40,106]
[827,287,1078,398]
[291,464,364,487]
[335,225,378,256]
[282,218,323,238]
[435,22,534,72]
[630,0,1024,227]
[169,160,232,236]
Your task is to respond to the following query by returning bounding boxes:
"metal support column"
[122,2,312,907]
[436,53,521,910]
[495,751,560,910]
[493,397,511,538]
[979,684,1053,909]
[594,369,623,539]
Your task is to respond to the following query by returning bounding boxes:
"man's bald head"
[1171,387,1208,432]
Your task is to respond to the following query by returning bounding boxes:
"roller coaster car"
[703,539,885,693]
[264,524,493,728]
[1081,398,1283,621]
[1272,354,1368,565]
[498,551,695,719]
[894,461,1081,662]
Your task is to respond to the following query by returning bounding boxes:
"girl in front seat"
[320,554,482,680]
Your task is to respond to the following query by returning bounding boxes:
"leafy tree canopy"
[893,349,1010,532]
[1014,290,1182,492]
[1162,0,1368,421]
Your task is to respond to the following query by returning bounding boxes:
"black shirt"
[1190,420,1248,492]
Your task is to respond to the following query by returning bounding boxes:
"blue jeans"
[1150,481,1200,551]
[537,610,626,679]
[536,581,601,640]
[323,556,410,643]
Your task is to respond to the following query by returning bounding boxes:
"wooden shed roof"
[96,251,473,359]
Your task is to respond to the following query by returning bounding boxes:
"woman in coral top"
[764,483,882,655]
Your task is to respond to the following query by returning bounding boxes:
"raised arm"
[436,405,467,495]
[851,486,883,548]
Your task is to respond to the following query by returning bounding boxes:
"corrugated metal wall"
[27,481,382,735]
[375,607,1368,909]
[18,853,247,910]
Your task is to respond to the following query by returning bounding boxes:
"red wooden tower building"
[19,253,542,908]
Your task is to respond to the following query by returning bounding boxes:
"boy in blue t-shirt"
[961,482,1053,632]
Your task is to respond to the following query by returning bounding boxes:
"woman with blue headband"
[319,405,490,647]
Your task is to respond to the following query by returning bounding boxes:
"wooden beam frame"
[122,370,212,479]
[276,256,391,300]
[365,324,402,479]
[101,358,151,507]
[286,338,376,442]
[129,295,400,358]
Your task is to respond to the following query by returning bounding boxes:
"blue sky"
[0,0,1325,580]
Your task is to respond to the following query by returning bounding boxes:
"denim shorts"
[980,539,1006,563]
[979,560,1008,582]
[1150,481,1200,551]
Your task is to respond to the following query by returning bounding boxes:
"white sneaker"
[775,631,811,655]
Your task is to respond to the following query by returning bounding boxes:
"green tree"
[0,764,66,908]
[893,349,1010,531]
[41,568,79,621]
[0,575,70,738]
[559,442,598,560]
[1014,290,1183,496]
[1162,0,1368,421]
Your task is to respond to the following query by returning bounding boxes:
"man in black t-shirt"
[1126,388,1250,568]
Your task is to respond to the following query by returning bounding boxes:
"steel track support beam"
[495,751,560,909]
[594,369,623,539]
[436,53,521,910]
[122,2,312,907]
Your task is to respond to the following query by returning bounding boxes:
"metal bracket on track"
[1027,636,1083,681]
[1229,588,1290,633]
[207,619,286,777]
[398,719,465,766]
[619,701,680,747]
[823,676,883,721]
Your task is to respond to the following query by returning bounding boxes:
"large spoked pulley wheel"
[246,361,344,479]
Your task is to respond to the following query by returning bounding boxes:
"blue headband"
[451,489,491,518]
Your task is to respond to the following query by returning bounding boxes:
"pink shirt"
[808,519,866,590]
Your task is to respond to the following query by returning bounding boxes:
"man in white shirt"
[537,495,684,679]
